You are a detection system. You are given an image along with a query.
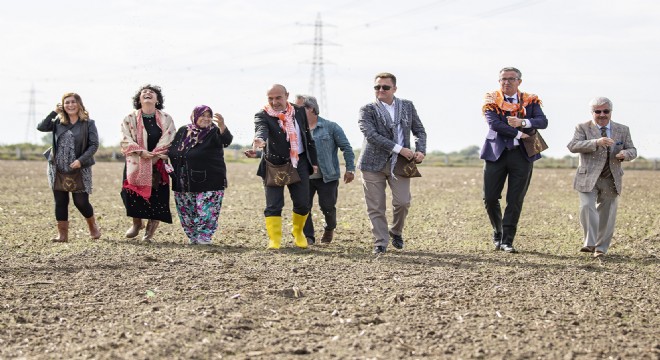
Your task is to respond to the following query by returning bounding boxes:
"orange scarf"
[264,103,300,168]
[482,90,542,117]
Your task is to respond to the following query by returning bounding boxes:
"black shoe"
[500,244,517,253]
[373,246,386,254]
[493,232,502,250]
[389,231,404,250]
[306,237,315,246]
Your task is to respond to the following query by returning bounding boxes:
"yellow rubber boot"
[265,216,282,249]
[291,212,309,249]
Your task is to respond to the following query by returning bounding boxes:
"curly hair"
[58,92,90,125]
[132,84,164,110]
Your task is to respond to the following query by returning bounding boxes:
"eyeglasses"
[499,77,520,83]
[374,85,392,91]
[593,109,611,114]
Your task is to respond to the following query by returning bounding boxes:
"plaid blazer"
[357,98,427,173]
[567,120,636,194]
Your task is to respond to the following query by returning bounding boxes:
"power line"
[298,13,338,116]
[25,84,37,144]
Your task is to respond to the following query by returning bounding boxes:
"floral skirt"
[174,190,224,245]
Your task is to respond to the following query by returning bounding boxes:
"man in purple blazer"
[567,97,636,258]
[480,67,548,253]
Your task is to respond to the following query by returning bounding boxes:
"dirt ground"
[0,160,658,359]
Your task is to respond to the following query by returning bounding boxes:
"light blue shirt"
[596,121,611,138]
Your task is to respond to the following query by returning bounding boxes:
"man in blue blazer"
[358,72,427,255]
[480,67,548,253]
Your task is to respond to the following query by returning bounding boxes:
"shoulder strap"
[82,121,89,151]
[52,118,59,162]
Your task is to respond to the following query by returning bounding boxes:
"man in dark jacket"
[253,84,318,249]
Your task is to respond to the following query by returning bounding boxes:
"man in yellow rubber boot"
[253,84,318,249]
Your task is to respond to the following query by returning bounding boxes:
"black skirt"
[120,165,172,223]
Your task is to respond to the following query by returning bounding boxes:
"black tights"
[53,190,94,221]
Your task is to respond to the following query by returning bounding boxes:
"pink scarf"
[120,110,176,200]
[264,102,300,168]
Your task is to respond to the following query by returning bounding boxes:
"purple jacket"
[479,101,548,162]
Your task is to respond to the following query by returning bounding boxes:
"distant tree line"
[1,143,658,170]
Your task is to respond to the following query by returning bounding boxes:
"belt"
[506,146,520,151]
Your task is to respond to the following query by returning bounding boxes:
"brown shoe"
[143,220,160,242]
[593,250,605,259]
[320,230,334,244]
[86,216,101,239]
[125,218,144,238]
[580,246,595,253]
[52,221,69,243]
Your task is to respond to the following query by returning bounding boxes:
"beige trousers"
[361,163,411,248]
[578,176,619,254]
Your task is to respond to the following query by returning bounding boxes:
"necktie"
[505,97,517,149]
[600,126,612,178]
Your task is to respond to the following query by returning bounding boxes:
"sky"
[2,0,659,158]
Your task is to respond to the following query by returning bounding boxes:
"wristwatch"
[521,119,527,127]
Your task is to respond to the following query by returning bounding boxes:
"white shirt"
[380,99,404,154]
[294,116,304,154]
[504,94,531,145]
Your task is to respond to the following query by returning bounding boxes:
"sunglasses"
[374,85,392,91]
[593,109,611,114]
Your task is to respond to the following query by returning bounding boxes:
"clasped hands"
[136,151,167,162]
[400,148,424,163]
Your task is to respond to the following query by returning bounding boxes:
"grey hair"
[302,95,320,115]
[499,67,522,79]
[589,97,613,111]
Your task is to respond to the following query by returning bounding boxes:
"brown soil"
[0,160,658,359]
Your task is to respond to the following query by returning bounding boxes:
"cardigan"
[37,111,99,168]
[168,126,233,192]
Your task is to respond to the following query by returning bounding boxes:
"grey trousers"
[361,163,411,248]
[578,176,619,254]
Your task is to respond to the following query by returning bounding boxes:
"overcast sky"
[2,0,659,158]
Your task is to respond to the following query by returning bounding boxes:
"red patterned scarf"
[264,102,300,168]
[120,110,175,200]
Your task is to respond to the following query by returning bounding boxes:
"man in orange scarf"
[253,84,318,250]
[480,67,548,253]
